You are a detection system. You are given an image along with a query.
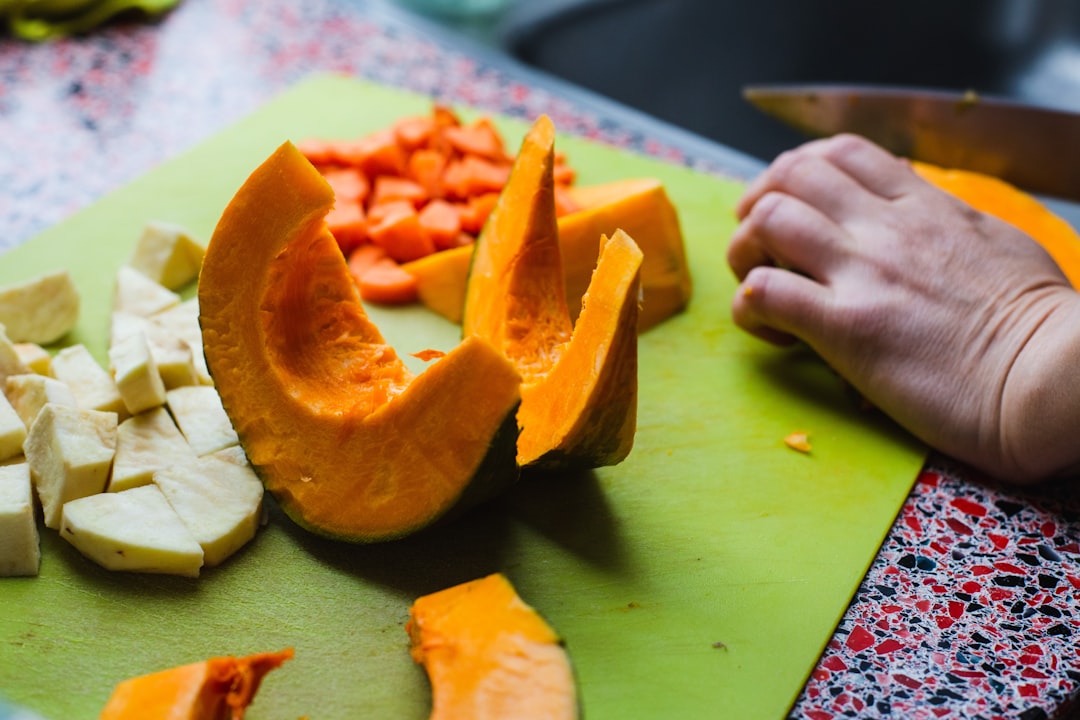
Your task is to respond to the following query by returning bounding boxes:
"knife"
[743,83,1080,201]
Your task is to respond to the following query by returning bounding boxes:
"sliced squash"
[462,115,643,470]
[404,176,688,330]
[99,648,293,720]
[407,573,579,720]
[198,142,522,542]
[914,162,1080,288]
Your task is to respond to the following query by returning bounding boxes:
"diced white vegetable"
[24,404,117,529]
[12,343,52,376]
[128,222,205,291]
[5,373,77,430]
[0,325,30,384]
[0,394,26,463]
[0,269,79,344]
[148,299,211,385]
[155,451,263,566]
[109,331,167,416]
[0,463,39,577]
[112,265,181,317]
[109,407,195,493]
[165,385,238,456]
[60,484,204,577]
[51,344,127,418]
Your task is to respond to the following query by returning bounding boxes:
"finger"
[732,265,832,346]
[806,134,922,200]
[727,190,851,282]
[735,145,884,225]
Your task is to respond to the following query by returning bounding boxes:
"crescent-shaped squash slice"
[407,573,579,720]
[100,648,293,720]
[913,161,1080,288]
[462,115,643,470]
[199,142,522,542]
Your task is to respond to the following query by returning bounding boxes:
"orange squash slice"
[199,142,521,542]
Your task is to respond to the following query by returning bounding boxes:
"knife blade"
[743,83,1080,201]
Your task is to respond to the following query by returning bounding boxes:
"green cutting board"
[0,74,926,719]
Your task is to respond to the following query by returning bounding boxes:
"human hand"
[727,134,1080,482]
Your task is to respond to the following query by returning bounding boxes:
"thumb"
[732,266,832,347]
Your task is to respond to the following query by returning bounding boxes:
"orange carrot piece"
[371,175,428,208]
[321,166,370,204]
[408,149,448,199]
[99,648,293,720]
[326,200,368,255]
[335,129,407,178]
[367,199,416,227]
[443,117,506,161]
[348,244,419,304]
[348,242,388,276]
[418,199,463,250]
[553,163,577,185]
[357,259,420,305]
[393,115,435,151]
[457,192,500,234]
[368,203,436,262]
[296,138,343,167]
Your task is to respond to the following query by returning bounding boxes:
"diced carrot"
[335,129,407,178]
[553,163,577,185]
[408,149,448,199]
[321,166,370,204]
[367,199,416,227]
[418,199,463,250]
[443,156,510,199]
[368,203,436,262]
[357,260,420,305]
[554,185,581,218]
[371,175,428,208]
[443,117,506,161]
[457,192,500,234]
[393,115,435,151]
[325,200,368,255]
[348,242,389,279]
[348,244,419,304]
[296,138,343,166]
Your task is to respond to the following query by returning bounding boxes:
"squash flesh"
[462,116,641,469]
[99,648,293,720]
[199,142,521,542]
[913,161,1080,288]
[407,574,578,720]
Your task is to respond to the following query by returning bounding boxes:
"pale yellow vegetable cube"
[0,463,39,576]
[165,386,238,456]
[24,404,117,529]
[112,265,181,317]
[0,269,79,344]
[0,393,26,462]
[129,222,205,291]
[60,484,204,577]
[109,331,167,416]
[52,344,127,418]
[12,343,52,376]
[109,407,195,493]
[5,373,77,430]
[155,452,263,566]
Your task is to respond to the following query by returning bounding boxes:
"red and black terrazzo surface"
[2,1,1078,717]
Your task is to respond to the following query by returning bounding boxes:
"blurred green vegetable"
[0,0,179,41]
